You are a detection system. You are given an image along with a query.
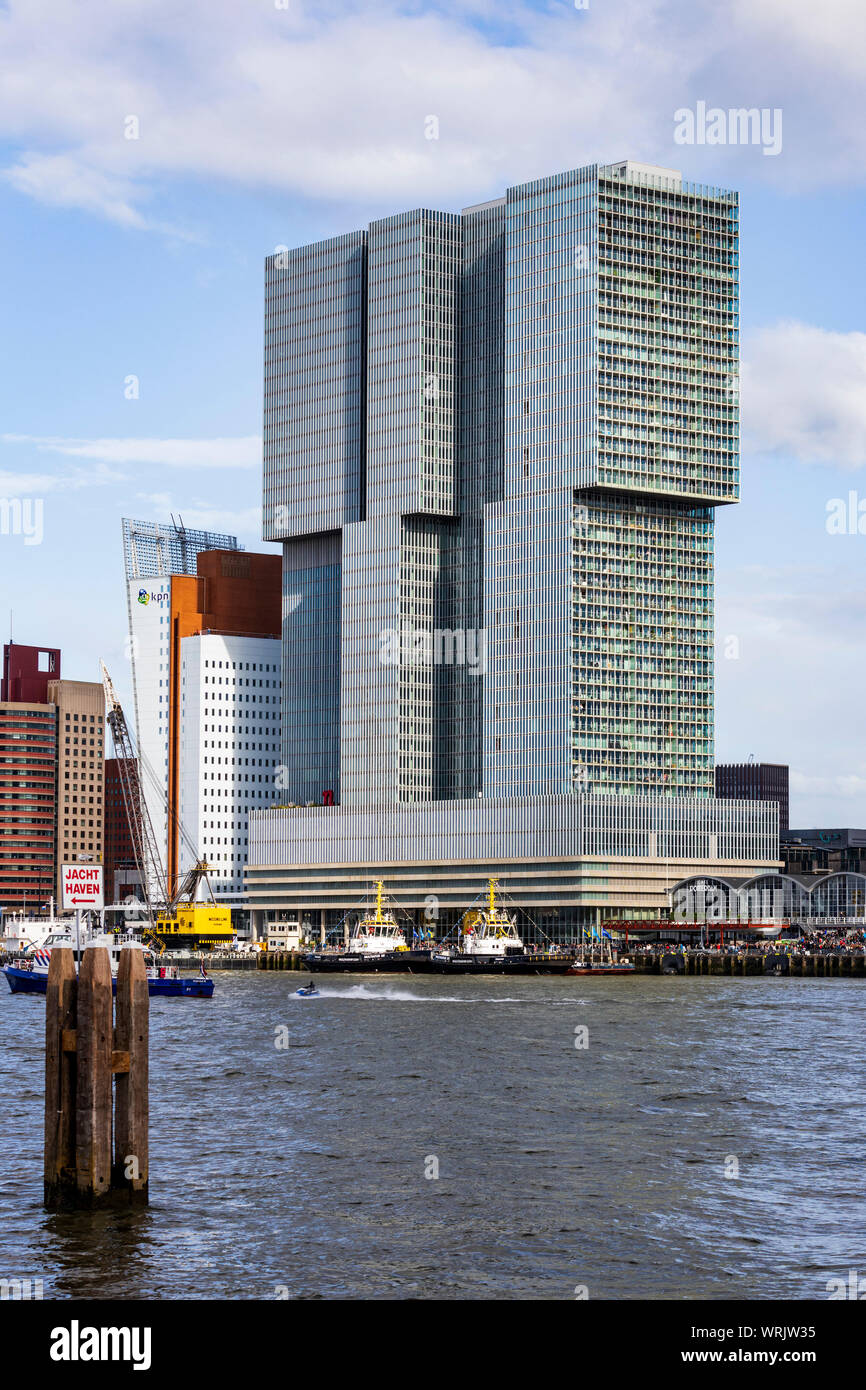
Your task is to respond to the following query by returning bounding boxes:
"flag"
[200,960,208,978]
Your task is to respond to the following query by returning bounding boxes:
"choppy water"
[2,971,865,1299]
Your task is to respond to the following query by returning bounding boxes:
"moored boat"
[3,929,214,998]
[565,935,635,976]
[425,880,573,974]
[305,882,419,973]
[306,879,575,975]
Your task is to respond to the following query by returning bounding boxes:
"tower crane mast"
[100,660,167,924]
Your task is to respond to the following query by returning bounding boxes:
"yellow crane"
[101,662,233,950]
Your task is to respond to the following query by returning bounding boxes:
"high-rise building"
[123,517,244,892]
[123,520,281,914]
[1,645,108,915]
[264,160,738,807]
[47,680,105,900]
[0,699,57,912]
[250,160,776,935]
[104,756,140,904]
[122,517,241,584]
[2,642,61,702]
[178,633,281,906]
[716,763,789,834]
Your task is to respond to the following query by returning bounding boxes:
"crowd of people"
[626,928,866,956]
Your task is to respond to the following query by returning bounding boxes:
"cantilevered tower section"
[264,160,739,807]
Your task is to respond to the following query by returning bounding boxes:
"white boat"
[1,899,69,955]
[348,882,408,955]
[459,879,525,958]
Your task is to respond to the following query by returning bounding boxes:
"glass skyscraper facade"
[263,160,739,807]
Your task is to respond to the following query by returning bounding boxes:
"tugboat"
[304,882,417,973]
[305,879,576,976]
[3,926,215,998]
[428,879,573,975]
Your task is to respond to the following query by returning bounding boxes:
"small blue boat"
[3,962,215,998]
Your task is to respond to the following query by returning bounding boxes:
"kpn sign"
[61,864,104,910]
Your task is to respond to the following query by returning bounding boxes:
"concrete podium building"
[248,159,778,937]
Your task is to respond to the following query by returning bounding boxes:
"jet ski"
[296,984,320,997]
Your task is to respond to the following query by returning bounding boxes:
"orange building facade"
[166,550,281,892]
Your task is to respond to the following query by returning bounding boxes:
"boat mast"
[374,880,385,927]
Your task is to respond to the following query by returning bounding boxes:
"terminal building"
[247,158,781,938]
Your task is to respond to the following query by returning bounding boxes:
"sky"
[0,0,864,827]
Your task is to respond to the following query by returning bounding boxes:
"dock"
[627,950,866,978]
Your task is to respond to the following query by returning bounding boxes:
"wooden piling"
[44,949,78,1209]
[44,945,150,1211]
[113,949,149,1205]
[75,948,113,1207]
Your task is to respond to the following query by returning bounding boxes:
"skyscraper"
[47,679,105,901]
[122,517,242,891]
[265,160,738,808]
[251,160,758,933]
[0,696,57,912]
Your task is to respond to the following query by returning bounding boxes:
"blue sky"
[1,0,864,825]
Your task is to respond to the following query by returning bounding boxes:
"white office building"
[179,633,281,908]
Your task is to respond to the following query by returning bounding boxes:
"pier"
[627,949,866,978]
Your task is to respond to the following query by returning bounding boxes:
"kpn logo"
[137,588,150,605]
[50,1320,152,1370]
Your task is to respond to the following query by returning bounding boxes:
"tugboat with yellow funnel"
[304,879,574,975]
[304,881,416,973]
[427,879,573,975]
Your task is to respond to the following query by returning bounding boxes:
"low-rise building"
[246,793,780,943]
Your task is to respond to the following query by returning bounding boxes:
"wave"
[293,984,571,1004]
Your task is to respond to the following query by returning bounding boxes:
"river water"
[1,971,864,1300]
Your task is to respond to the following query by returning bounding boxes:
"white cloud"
[3,434,262,469]
[743,322,866,468]
[5,153,147,228]
[0,0,864,229]
[791,771,866,800]
[136,492,266,541]
[0,464,124,496]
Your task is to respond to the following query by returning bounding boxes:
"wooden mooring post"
[44,946,149,1210]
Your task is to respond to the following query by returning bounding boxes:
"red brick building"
[1,642,61,702]
[0,700,58,912]
[104,756,140,903]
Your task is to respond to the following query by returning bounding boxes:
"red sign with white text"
[61,864,104,910]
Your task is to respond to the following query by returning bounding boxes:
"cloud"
[136,492,266,541]
[5,152,148,228]
[790,771,866,801]
[1,0,865,229]
[0,464,124,496]
[3,434,262,469]
[742,322,866,468]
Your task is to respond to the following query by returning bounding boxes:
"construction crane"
[101,661,233,950]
